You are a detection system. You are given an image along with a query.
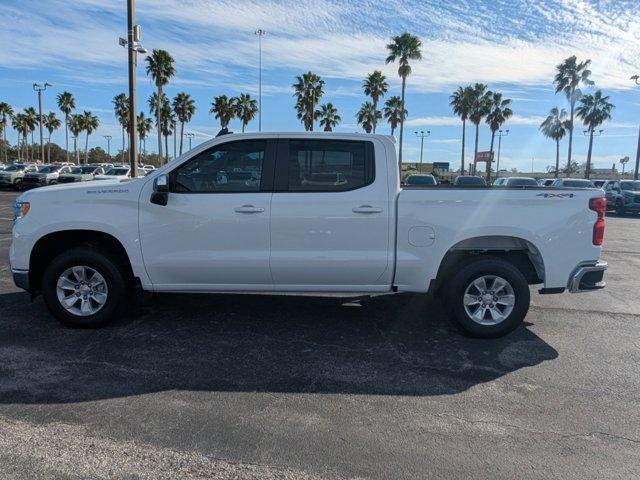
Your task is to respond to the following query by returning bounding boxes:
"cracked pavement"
[0,190,639,479]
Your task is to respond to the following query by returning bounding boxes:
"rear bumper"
[11,268,30,292]
[568,261,607,293]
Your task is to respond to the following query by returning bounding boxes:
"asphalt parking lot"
[0,189,639,479]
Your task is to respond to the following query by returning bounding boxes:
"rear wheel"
[42,247,129,328]
[615,199,626,216]
[445,257,530,338]
[13,178,23,191]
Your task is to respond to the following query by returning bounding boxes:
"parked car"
[0,163,7,172]
[493,177,538,187]
[604,179,640,215]
[93,167,131,181]
[0,163,38,190]
[10,133,607,338]
[453,175,487,186]
[592,179,607,188]
[404,174,437,186]
[551,178,596,188]
[537,178,556,186]
[22,164,74,188]
[57,165,106,183]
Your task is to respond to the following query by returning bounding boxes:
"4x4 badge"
[536,193,575,198]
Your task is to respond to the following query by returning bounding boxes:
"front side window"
[173,140,266,193]
[287,140,373,192]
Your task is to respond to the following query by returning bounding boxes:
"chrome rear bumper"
[568,261,607,293]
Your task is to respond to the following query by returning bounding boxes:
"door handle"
[352,205,383,214]
[234,205,265,214]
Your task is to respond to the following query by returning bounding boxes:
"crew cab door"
[138,138,275,290]
[269,137,391,290]
[604,180,619,207]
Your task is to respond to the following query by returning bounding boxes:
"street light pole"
[33,82,51,163]
[186,132,195,151]
[495,129,509,178]
[632,75,640,180]
[255,29,266,132]
[414,130,430,173]
[103,135,112,157]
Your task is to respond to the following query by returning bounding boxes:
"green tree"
[235,93,258,133]
[81,111,99,164]
[113,93,130,162]
[0,102,14,163]
[539,107,569,178]
[68,114,84,164]
[172,92,196,155]
[385,32,422,168]
[468,83,490,173]
[145,49,176,160]
[43,112,62,163]
[210,95,237,130]
[484,92,513,182]
[56,91,75,162]
[87,146,111,164]
[293,72,325,131]
[160,103,175,163]
[12,113,29,161]
[317,103,341,132]
[554,55,594,172]
[363,70,388,133]
[137,111,153,159]
[24,107,38,161]
[383,96,406,136]
[450,86,473,174]
[576,90,614,179]
[356,101,382,134]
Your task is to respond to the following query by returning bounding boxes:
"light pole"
[255,29,266,132]
[583,129,603,179]
[33,82,51,163]
[620,156,629,176]
[495,129,509,178]
[103,135,112,158]
[186,132,195,151]
[119,0,147,178]
[632,75,640,180]
[414,130,430,173]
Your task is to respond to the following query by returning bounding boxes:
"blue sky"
[1,0,640,172]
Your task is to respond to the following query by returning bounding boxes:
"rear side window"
[286,140,374,192]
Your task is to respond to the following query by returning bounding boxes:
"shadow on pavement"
[0,291,557,403]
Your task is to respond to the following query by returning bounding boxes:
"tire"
[444,256,530,338]
[13,179,23,191]
[615,199,626,216]
[42,247,129,328]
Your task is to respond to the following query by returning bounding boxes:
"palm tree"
[113,93,130,161]
[383,96,406,136]
[363,71,388,133]
[172,92,196,155]
[554,55,594,173]
[137,112,153,159]
[56,91,75,162]
[68,114,84,164]
[468,83,490,173]
[0,102,14,163]
[385,32,422,168]
[317,103,341,132]
[539,108,569,178]
[356,101,382,134]
[485,92,513,181]
[210,95,237,130]
[160,104,175,163]
[145,49,176,161]
[234,93,259,133]
[576,90,614,179]
[12,113,29,162]
[24,107,38,161]
[293,72,325,131]
[149,92,171,162]
[43,112,61,163]
[81,111,99,164]
[450,86,473,174]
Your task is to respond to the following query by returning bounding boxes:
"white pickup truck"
[10,133,607,337]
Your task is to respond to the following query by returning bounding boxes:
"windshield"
[620,181,640,190]
[71,166,99,174]
[506,178,538,186]
[455,176,486,186]
[4,165,24,172]
[562,180,594,188]
[104,168,129,176]
[37,165,60,173]
[406,175,436,185]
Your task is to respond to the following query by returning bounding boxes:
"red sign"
[475,151,493,163]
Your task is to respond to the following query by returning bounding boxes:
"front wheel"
[445,257,530,338]
[13,179,23,191]
[42,247,129,328]
[615,199,626,216]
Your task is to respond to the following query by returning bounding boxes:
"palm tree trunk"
[391,125,395,136]
[65,114,70,162]
[85,132,90,164]
[398,76,407,170]
[487,130,496,182]
[460,119,466,174]
[156,86,163,164]
[473,123,479,174]
[567,99,575,176]
[372,99,378,134]
[165,134,169,163]
[585,128,594,179]
[121,126,126,162]
[554,139,560,178]
[179,121,184,155]
[47,133,51,163]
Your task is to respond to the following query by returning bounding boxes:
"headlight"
[13,201,30,221]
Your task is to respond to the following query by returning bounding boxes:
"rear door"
[269,137,391,290]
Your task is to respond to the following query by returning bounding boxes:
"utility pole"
[255,29,266,132]
[414,130,430,173]
[103,135,112,157]
[33,82,51,163]
[120,0,146,178]
[495,129,509,178]
[186,132,195,151]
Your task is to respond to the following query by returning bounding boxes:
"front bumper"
[11,268,30,292]
[568,261,607,293]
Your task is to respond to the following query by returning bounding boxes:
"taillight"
[589,197,606,246]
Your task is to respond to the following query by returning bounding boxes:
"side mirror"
[151,174,169,206]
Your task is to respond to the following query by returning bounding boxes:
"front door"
[139,138,275,290]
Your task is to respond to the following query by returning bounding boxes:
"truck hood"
[17,177,142,202]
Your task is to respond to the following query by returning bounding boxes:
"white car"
[93,167,131,181]
[493,177,539,187]
[10,133,607,338]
